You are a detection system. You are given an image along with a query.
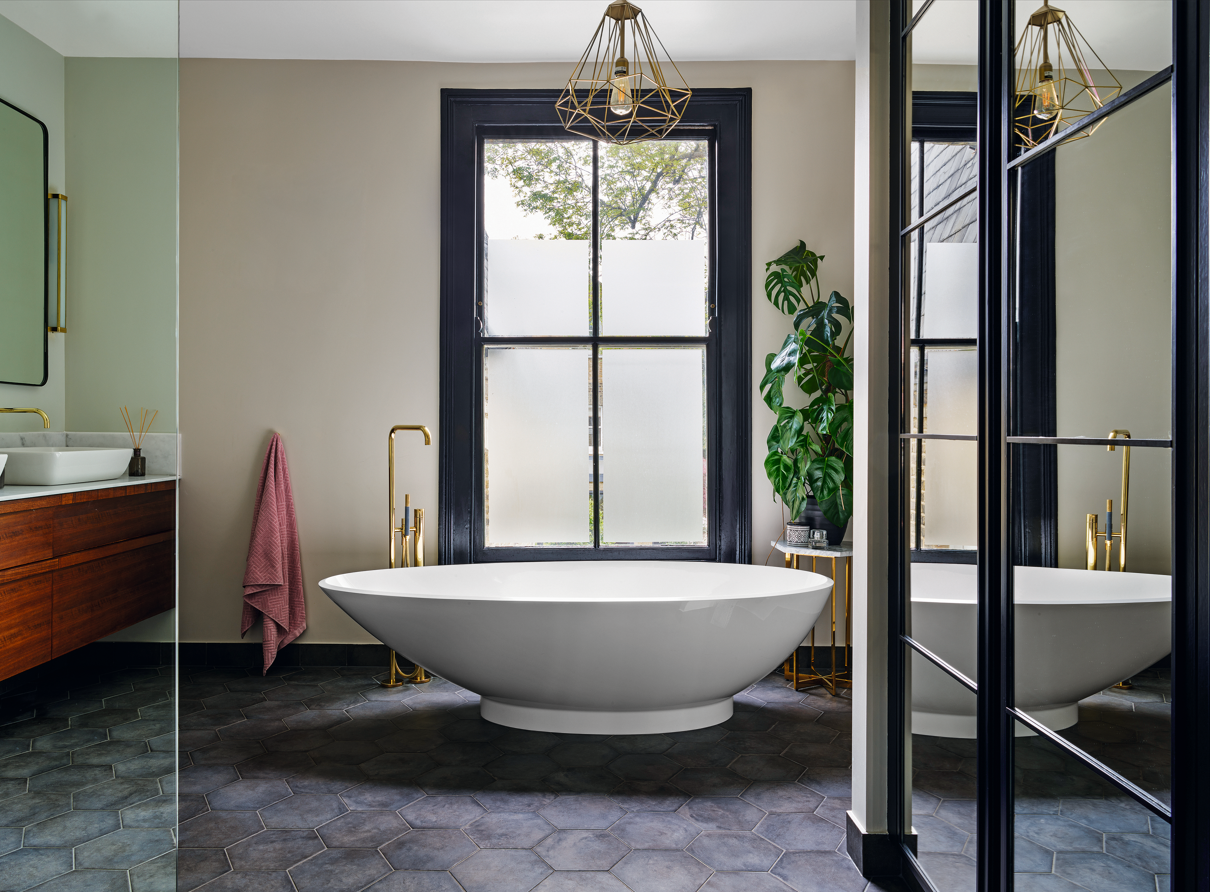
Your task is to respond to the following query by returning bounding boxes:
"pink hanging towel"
[241,433,306,674]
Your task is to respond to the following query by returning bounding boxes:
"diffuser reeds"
[121,406,158,449]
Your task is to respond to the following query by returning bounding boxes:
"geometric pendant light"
[557,0,691,145]
[1012,0,1121,149]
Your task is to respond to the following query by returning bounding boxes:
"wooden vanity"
[0,480,175,681]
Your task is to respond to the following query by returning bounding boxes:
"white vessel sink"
[0,447,133,486]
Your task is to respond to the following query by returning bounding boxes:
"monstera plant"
[760,241,855,531]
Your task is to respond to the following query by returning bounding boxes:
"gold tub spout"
[381,424,433,688]
[0,408,49,429]
[1108,430,1130,572]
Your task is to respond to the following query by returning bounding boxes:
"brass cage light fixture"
[556,0,691,145]
[1013,0,1121,149]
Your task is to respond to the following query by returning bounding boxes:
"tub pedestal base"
[912,703,1078,739]
[480,696,733,735]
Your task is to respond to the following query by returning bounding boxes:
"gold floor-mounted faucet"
[0,408,49,428]
[1085,429,1131,571]
[380,424,433,688]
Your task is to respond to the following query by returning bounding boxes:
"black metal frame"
[885,1,1210,890]
[439,89,751,565]
[0,93,49,388]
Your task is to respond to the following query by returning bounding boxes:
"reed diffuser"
[121,406,157,477]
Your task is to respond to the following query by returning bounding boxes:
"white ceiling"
[176,1,856,63]
[0,0,1175,71]
[0,0,177,57]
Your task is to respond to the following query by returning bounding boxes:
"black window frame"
[439,89,752,565]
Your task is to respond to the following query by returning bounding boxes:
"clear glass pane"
[907,648,977,892]
[484,347,592,546]
[599,140,708,336]
[922,142,977,218]
[600,347,705,545]
[919,197,978,339]
[1013,718,1171,889]
[1013,0,1171,149]
[1050,84,1172,440]
[483,140,591,336]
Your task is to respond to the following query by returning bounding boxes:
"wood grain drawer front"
[0,571,53,681]
[52,540,174,658]
[0,509,53,571]
[54,490,175,556]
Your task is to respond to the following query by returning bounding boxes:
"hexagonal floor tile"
[227,829,324,870]
[465,812,554,848]
[317,810,408,848]
[539,795,625,830]
[288,847,391,892]
[687,830,782,871]
[400,796,487,829]
[535,829,630,870]
[611,812,701,850]
[450,848,553,892]
[260,793,348,829]
[381,829,479,870]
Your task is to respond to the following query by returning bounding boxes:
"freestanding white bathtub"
[319,561,833,735]
[910,563,1171,738]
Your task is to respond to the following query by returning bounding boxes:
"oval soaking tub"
[320,561,834,734]
[911,563,1171,738]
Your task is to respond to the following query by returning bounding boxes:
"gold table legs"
[380,650,431,687]
[782,552,852,695]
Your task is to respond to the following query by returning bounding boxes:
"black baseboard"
[847,811,916,878]
[179,642,398,670]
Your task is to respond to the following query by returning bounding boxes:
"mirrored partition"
[0,4,179,890]
[891,0,1196,888]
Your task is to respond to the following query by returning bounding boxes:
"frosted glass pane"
[599,139,708,336]
[922,347,977,435]
[600,348,705,545]
[485,348,591,546]
[600,239,707,335]
[922,440,976,549]
[485,239,589,336]
[920,241,978,338]
[483,139,591,336]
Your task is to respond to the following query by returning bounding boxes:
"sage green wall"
[64,57,177,434]
[0,14,65,431]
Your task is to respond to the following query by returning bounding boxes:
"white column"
[849,0,893,847]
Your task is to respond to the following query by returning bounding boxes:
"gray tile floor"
[911,668,1172,892]
[176,664,903,892]
[0,666,177,892]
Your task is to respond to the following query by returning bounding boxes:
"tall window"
[440,90,751,564]
[482,139,709,549]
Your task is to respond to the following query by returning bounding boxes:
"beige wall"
[179,58,855,644]
[1054,73,1172,575]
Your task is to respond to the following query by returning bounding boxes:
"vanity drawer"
[0,509,53,571]
[54,489,175,556]
[52,539,174,657]
[0,567,53,680]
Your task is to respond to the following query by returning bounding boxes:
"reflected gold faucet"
[381,424,433,688]
[0,408,49,429]
[1085,429,1130,571]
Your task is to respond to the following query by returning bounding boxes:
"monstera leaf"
[794,291,852,347]
[764,241,823,314]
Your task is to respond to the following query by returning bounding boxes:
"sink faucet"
[1085,429,1130,571]
[0,408,50,429]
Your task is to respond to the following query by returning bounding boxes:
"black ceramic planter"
[797,497,846,546]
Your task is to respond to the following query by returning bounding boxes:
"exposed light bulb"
[609,55,634,116]
[1033,65,1060,121]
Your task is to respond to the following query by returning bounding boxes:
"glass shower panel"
[484,347,592,546]
[906,649,977,891]
[1012,717,1171,889]
[1049,84,1172,441]
[599,347,706,545]
[598,140,708,336]
[483,140,592,336]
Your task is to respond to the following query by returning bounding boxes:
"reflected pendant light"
[556,0,691,145]
[1013,0,1121,149]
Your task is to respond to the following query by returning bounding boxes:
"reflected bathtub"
[319,561,833,734]
[911,563,1171,737]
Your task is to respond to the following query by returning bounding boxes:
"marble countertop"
[0,474,178,503]
[772,537,854,558]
